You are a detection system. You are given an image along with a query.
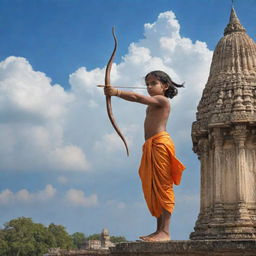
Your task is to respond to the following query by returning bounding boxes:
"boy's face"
[145,75,168,96]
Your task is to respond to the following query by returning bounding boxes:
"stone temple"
[191,7,256,240]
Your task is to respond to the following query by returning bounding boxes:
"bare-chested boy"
[104,70,185,242]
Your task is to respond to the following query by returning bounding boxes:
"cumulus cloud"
[106,200,126,210]
[0,185,98,209]
[0,57,70,121]
[0,184,56,204]
[0,57,89,172]
[57,175,69,184]
[65,189,98,207]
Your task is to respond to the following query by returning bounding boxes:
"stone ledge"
[110,240,256,256]
[45,249,110,256]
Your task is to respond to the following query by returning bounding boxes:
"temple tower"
[191,7,256,240]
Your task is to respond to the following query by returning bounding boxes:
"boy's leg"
[157,214,163,232]
[145,209,171,241]
[161,209,171,236]
[139,216,162,240]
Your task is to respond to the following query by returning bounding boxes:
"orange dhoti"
[138,131,186,218]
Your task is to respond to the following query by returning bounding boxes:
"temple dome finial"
[224,7,246,35]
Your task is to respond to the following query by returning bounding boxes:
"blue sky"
[0,0,255,241]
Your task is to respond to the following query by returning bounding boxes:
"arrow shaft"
[97,85,147,89]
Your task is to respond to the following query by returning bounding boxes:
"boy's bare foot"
[143,231,170,242]
[139,231,158,240]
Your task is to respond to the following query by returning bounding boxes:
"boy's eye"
[146,81,158,86]
[150,81,157,86]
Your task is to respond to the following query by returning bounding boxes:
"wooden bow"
[105,27,129,156]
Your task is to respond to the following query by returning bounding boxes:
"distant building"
[83,239,101,250]
[101,228,114,249]
[82,228,114,250]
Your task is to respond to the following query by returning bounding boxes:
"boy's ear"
[163,83,169,91]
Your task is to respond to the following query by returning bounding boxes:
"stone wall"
[44,249,110,256]
[110,240,256,256]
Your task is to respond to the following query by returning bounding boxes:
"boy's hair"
[145,70,184,99]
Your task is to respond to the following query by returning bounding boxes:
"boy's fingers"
[104,87,118,96]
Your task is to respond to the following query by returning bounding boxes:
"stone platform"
[110,240,256,256]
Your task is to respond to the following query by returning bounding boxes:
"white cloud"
[0,57,89,172]
[0,185,99,209]
[57,176,69,184]
[0,56,71,121]
[106,200,126,210]
[0,184,56,204]
[65,189,98,207]
[50,145,89,172]
[36,184,57,200]
[0,189,13,204]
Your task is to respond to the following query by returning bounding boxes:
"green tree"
[0,229,8,256]
[110,236,127,243]
[71,232,86,249]
[86,233,127,244]
[86,233,101,240]
[48,223,73,249]
[4,217,36,256]
[32,223,55,255]
[1,217,74,256]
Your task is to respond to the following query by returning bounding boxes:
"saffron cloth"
[138,131,186,217]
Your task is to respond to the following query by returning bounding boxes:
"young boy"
[104,70,186,242]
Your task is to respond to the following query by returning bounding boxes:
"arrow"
[97,85,147,89]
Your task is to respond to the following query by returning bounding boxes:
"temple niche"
[191,7,256,240]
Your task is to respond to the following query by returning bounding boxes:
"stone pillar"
[232,125,247,205]
[199,138,209,216]
[231,125,255,236]
[192,138,210,234]
[211,128,224,223]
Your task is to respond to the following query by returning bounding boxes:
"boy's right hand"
[104,86,119,96]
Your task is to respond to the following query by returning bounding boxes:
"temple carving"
[191,7,256,239]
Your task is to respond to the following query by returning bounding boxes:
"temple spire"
[224,7,246,35]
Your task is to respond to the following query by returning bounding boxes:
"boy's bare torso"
[104,82,171,141]
[144,96,170,140]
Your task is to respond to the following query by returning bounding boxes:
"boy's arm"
[104,87,167,107]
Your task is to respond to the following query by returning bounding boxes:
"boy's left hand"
[104,86,119,96]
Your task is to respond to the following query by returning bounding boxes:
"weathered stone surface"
[111,240,256,256]
[44,249,110,256]
[45,240,256,256]
[191,7,256,240]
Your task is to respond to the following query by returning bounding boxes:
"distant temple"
[82,228,114,250]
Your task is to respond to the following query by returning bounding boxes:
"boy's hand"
[104,87,120,96]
